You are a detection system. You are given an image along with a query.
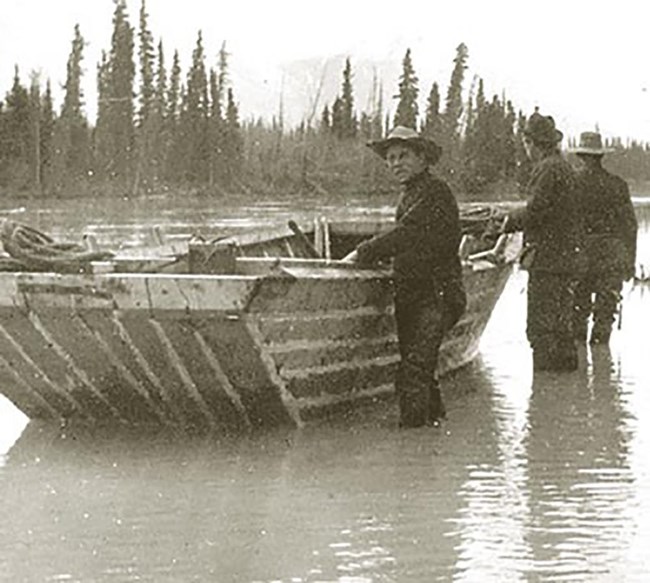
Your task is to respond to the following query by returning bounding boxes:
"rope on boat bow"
[0,219,114,273]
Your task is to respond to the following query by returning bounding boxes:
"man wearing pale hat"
[343,126,466,428]
[504,109,585,371]
[571,131,637,345]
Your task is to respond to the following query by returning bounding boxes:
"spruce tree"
[40,80,55,190]
[94,51,111,178]
[444,43,468,138]
[320,105,331,134]
[210,42,229,186]
[371,81,384,139]
[95,0,135,187]
[422,81,441,138]
[52,24,89,192]
[163,49,182,183]
[340,58,356,138]
[150,40,167,187]
[331,96,343,139]
[393,48,419,129]
[133,0,156,193]
[137,0,155,126]
[1,68,32,191]
[331,58,356,139]
[181,31,210,184]
[166,50,181,126]
[28,73,43,193]
[208,67,224,187]
[224,87,243,186]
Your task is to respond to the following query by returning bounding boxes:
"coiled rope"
[0,219,114,273]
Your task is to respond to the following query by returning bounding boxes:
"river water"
[0,196,649,582]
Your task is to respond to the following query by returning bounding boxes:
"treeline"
[1,1,649,200]
[0,0,243,199]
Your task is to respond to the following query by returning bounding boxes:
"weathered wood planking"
[0,226,522,430]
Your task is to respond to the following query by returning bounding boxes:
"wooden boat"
[0,207,522,431]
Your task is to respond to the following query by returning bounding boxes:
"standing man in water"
[570,131,637,345]
[343,126,466,428]
[504,110,584,371]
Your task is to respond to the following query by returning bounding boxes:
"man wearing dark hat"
[504,110,584,371]
[343,126,466,428]
[570,131,637,345]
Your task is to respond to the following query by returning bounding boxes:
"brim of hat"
[367,136,442,165]
[570,147,614,155]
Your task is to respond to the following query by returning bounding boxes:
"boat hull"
[0,250,516,430]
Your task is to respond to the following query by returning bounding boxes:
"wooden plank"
[243,317,302,427]
[105,274,260,312]
[152,315,251,431]
[0,319,79,417]
[117,312,207,427]
[269,335,398,372]
[13,273,115,311]
[79,310,178,425]
[236,256,386,274]
[148,318,218,430]
[0,275,20,308]
[296,383,395,419]
[192,330,252,429]
[0,352,57,419]
[283,355,398,400]
[27,311,153,425]
[0,310,110,422]
[194,315,295,428]
[245,275,393,314]
[258,307,395,344]
[75,312,173,426]
[109,313,187,426]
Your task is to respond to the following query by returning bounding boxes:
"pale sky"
[2,0,650,142]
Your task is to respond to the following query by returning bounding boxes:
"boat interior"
[0,204,517,277]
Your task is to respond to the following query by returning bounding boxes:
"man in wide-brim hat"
[570,131,637,345]
[570,131,613,156]
[504,109,585,372]
[366,125,443,166]
[343,125,466,428]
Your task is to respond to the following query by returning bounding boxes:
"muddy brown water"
[1,196,649,582]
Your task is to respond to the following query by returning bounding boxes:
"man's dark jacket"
[575,165,637,278]
[355,170,465,321]
[508,153,584,273]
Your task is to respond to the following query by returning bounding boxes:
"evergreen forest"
[1,0,649,202]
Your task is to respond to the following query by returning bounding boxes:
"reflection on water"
[0,198,649,581]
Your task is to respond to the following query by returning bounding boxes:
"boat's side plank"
[257,264,514,415]
[0,349,58,419]
[0,309,117,422]
[194,315,295,428]
[245,274,394,314]
[258,307,395,344]
[79,311,178,426]
[27,310,159,425]
[269,335,399,371]
[0,273,262,313]
[0,318,80,419]
[114,312,233,428]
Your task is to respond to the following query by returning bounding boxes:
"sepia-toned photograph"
[1,0,649,580]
